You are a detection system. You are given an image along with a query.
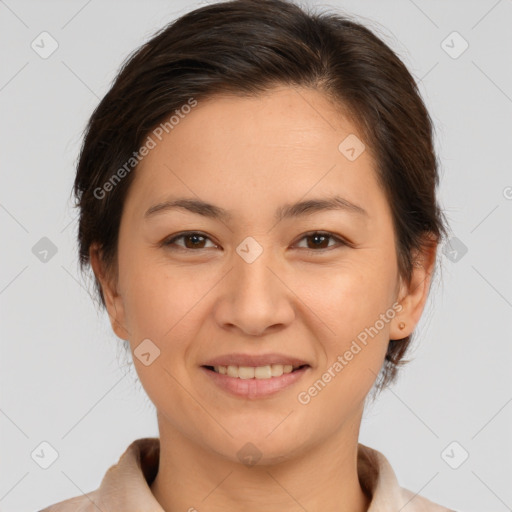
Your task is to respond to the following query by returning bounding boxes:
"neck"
[150,410,371,512]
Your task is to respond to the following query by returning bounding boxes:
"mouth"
[200,363,310,399]
[199,352,312,398]
[202,363,310,380]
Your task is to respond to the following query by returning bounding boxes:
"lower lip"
[200,366,310,399]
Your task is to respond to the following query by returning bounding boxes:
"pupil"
[187,234,203,248]
[310,234,326,249]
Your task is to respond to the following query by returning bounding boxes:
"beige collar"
[42,437,454,511]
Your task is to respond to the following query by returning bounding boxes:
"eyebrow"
[144,195,368,223]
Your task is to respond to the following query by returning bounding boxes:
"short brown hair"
[73,0,448,393]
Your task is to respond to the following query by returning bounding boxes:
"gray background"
[1,0,511,510]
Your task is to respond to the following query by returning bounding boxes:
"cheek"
[119,263,203,408]
[299,269,393,410]
[304,259,396,336]
[119,249,203,339]
[300,263,396,401]
[119,260,214,386]
[122,272,170,339]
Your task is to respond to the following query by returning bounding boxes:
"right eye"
[161,231,219,251]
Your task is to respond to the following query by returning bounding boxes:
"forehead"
[123,86,385,223]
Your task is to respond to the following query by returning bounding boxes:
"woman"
[40,0,454,510]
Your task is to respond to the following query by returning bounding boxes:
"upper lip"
[201,353,310,368]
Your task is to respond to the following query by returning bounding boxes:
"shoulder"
[38,490,105,512]
[357,443,457,511]
[37,437,161,512]
[399,486,457,512]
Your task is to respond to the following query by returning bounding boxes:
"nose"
[213,244,295,337]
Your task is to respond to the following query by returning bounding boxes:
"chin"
[215,428,310,467]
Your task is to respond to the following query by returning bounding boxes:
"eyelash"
[161,231,350,253]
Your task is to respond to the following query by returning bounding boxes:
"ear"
[89,243,130,341]
[390,235,438,340]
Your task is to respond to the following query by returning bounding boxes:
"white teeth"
[271,364,284,377]
[212,364,300,379]
[255,365,272,379]
[238,366,255,379]
[227,365,238,378]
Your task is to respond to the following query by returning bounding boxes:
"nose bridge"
[218,236,293,335]
[234,237,278,305]
[236,244,274,294]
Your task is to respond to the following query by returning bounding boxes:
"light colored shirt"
[39,437,456,511]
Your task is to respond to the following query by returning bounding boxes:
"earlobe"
[89,244,130,341]
[391,239,438,340]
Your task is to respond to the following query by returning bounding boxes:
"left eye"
[295,231,347,251]
[162,231,347,252]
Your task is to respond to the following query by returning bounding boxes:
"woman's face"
[94,86,432,463]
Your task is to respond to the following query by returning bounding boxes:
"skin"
[91,85,437,512]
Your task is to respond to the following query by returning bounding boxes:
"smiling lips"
[201,352,310,380]
[200,352,311,398]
